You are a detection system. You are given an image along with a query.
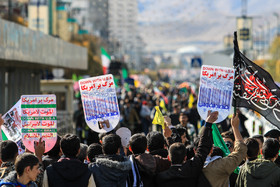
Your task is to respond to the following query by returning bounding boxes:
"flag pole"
[233,31,238,117]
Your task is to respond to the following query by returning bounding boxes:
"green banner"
[21,116,57,120]
[212,123,240,174]
[21,104,56,108]
[212,123,231,156]
[22,129,57,133]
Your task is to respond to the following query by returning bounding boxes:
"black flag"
[233,31,280,129]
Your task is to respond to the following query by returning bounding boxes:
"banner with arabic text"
[21,95,57,153]
[198,65,235,123]
[79,74,120,133]
[2,100,25,154]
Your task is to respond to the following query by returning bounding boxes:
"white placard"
[79,74,120,133]
[197,65,235,123]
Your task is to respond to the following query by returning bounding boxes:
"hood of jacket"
[135,153,158,174]
[51,158,89,181]
[2,171,17,184]
[244,159,279,179]
[149,149,168,158]
[91,154,131,182]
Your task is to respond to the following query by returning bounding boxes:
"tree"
[268,36,280,81]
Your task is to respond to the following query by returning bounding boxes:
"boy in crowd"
[236,138,280,186]
[0,140,18,179]
[129,133,170,187]
[156,111,218,187]
[244,138,259,162]
[0,153,40,187]
[147,131,168,158]
[87,143,103,163]
[89,134,131,187]
[43,134,95,187]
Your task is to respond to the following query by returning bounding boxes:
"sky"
[137,0,280,53]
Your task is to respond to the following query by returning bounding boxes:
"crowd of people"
[1,86,280,187]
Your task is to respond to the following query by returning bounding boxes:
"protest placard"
[21,95,57,153]
[197,65,235,123]
[79,74,120,133]
[2,100,22,142]
[2,100,25,154]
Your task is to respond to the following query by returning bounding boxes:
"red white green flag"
[101,47,111,74]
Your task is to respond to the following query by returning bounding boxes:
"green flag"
[212,123,239,174]
[113,77,119,88]
[212,123,230,156]
[122,68,128,79]
[72,74,78,81]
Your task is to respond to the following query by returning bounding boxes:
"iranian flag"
[101,47,111,74]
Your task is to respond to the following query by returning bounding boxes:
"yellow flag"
[160,99,167,113]
[152,106,165,129]
[188,93,194,108]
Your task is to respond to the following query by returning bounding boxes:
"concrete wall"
[0,18,87,70]
[0,68,40,114]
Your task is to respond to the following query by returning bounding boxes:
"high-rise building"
[70,0,144,69]
[88,0,109,38]
[73,0,143,69]
[108,0,140,69]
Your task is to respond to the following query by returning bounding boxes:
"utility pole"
[241,0,247,17]
[265,19,270,52]
[8,0,12,20]
[273,12,279,36]
[37,0,40,30]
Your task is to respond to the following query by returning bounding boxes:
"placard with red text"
[21,95,57,153]
[79,74,120,133]
[197,65,235,123]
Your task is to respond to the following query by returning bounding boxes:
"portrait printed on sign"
[21,95,57,153]
[197,65,235,123]
[79,74,120,133]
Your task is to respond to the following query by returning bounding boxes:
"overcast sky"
[137,0,280,53]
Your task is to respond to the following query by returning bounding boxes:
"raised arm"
[0,114,4,126]
[231,112,244,143]
[190,111,218,169]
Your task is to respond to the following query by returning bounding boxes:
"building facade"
[71,0,144,69]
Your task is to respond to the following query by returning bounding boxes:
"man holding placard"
[201,113,247,187]
[156,111,218,187]
[79,74,120,134]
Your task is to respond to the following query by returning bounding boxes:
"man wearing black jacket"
[156,111,218,187]
[43,134,95,187]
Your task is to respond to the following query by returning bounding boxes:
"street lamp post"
[265,19,270,52]
[8,0,12,20]
[273,12,279,36]
[259,25,264,56]
[37,0,40,30]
